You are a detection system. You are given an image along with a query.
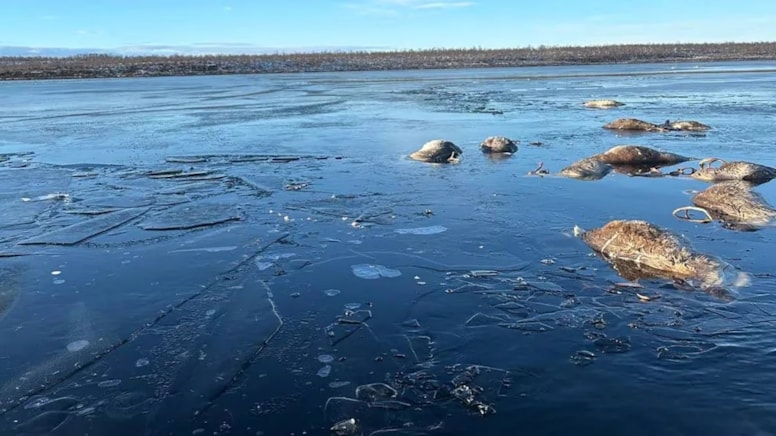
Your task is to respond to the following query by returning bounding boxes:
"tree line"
[1,42,774,80]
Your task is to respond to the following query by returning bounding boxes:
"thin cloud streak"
[413,2,475,9]
[344,0,474,16]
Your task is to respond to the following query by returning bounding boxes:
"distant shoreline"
[2,42,776,81]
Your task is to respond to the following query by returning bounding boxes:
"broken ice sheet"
[77,195,156,208]
[19,207,150,246]
[394,225,447,235]
[139,202,243,231]
[351,264,402,280]
[325,310,372,346]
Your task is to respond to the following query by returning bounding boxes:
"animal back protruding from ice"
[409,139,463,164]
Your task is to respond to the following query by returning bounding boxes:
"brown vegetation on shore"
[1,42,775,80]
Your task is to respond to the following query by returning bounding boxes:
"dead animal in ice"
[662,119,712,131]
[685,158,776,184]
[583,99,625,109]
[559,157,613,181]
[479,136,518,154]
[603,118,670,132]
[589,145,692,167]
[573,219,746,296]
[409,139,462,164]
[673,181,776,231]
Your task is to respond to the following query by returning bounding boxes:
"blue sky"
[2,0,776,55]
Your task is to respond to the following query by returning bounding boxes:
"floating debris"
[324,289,342,297]
[318,354,335,363]
[135,358,150,368]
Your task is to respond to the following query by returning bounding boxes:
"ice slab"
[19,207,150,246]
[139,203,243,231]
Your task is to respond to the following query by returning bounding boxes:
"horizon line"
[2,40,776,59]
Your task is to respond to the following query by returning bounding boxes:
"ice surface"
[1,64,776,436]
[139,202,242,230]
[19,207,149,245]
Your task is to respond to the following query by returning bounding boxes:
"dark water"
[1,60,776,435]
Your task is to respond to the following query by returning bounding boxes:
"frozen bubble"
[318,354,335,363]
[317,365,332,378]
[351,264,402,280]
[51,271,62,276]
[53,279,66,285]
[344,303,362,310]
[205,309,216,317]
[97,379,122,388]
[135,358,150,368]
[328,381,351,389]
[66,339,89,352]
[324,289,341,297]
[394,225,447,235]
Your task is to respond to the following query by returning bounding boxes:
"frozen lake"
[1,60,776,435]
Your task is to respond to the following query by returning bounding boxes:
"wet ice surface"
[1,61,776,435]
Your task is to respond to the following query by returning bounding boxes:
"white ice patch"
[394,225,447,235]
[66,339,89,352]
[317,365,332,378]
[351,264,402,280]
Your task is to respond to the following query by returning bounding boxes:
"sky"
[1,0,776,56]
